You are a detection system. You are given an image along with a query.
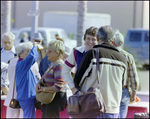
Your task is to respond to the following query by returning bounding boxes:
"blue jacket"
[16,46,38,105]
[39,55,51,77]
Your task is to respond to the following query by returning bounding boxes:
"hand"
[135,96,141,102]
[35,81,41,93]
[36,76,41,81]
[33,41,38,46]
[38,86,45,92]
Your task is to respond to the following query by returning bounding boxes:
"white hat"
[33,32,44,41]
[64,46,71,56]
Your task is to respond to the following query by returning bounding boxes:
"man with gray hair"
[1,32,17,64]
[113,30,140,118]
[73,25,127,118]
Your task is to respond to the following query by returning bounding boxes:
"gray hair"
[22,32,28,37]
[2,32,15,41]
[48,40,65,58]
[97,25,115,42]
[114,30,124,47]
[15,41,33,56]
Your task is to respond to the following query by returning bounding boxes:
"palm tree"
[1,1,11,47]
[76,1,87,47]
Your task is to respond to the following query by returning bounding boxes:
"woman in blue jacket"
[15,41,38,118]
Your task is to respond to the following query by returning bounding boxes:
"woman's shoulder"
[53,59,64,68]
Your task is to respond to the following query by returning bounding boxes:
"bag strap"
[41,61,63,86]
[12,67,16,99]
[79,48,100,90]
[95,48,100,85]
[1,66,7,73]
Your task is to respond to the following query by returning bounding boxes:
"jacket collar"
[18,58,23,61]
[74,46,86,53]
[93,43,119,52]
[1,45,16,54]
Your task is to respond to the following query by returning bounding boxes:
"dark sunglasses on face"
[34,40,41,43]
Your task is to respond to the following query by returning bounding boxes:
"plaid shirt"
[118,48,139,101]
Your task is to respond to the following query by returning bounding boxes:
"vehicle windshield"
[144,32,149,42]
[129,32,142,41]
[19,31,46,40]
[49,31,59,40]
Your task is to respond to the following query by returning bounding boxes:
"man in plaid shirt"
[113,30,141,118]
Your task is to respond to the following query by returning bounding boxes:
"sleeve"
[53,64,66,92]
[62,50,76,89]
[31,62,41,79]
[128,54,139,100]
[1,68,9,87]
[17,46,38,73]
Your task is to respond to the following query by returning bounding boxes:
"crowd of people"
[1,25,141,118]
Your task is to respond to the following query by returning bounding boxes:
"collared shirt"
[1,46,16,64]
[117,47,139,100]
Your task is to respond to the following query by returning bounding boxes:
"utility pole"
[28,1,39,42]
[133,1,136,28]
[76,1,87,46]
[1,1,11,47]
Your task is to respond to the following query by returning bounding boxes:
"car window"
[60,30,68,39]
[19,31,31,40]
[49,31,58,40]
[18,31,47,45]
[129,32,142,41]
[144,32,149,42]
[19,31,46,40]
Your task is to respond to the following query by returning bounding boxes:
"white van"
[14,27,77,50]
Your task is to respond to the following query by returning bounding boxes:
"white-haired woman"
[15,41,39,118]
[36,40,67,118]
[4,41,41,118]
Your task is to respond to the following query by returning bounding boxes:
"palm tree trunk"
[76,1,87,47]
[1,1,11,47]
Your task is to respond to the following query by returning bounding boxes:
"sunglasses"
[34,40,41,43]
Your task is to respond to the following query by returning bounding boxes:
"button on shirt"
[1,46,16,64]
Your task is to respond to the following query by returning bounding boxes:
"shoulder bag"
[9,67,21,109]
[67,48,107,118]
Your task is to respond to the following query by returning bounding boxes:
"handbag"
[9,67,21,109]
[67,48,107,118]
[36,78,56,104]
[36,62,61,104]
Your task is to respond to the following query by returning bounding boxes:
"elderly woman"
[4,42,41,118]
[15,41,38,118]
[35,40,67,118]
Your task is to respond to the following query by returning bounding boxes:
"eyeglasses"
[34,40,41,43]
[25,49,31,53]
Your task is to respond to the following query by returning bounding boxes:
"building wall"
[11,1,145,35]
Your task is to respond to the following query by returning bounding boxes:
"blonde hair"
[48,40,65,58]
